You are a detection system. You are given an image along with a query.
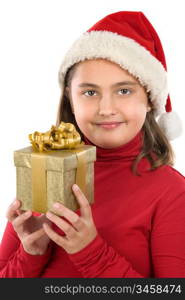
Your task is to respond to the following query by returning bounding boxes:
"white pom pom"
[157,111,183,140]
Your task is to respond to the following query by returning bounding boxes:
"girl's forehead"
[77,58,125,70]
[72,58,137,81]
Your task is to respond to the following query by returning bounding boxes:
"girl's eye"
[83,89,131,97]
[83,90,97,96]
[118,88,131,95]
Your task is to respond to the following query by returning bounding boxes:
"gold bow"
[28,122,86,213]
[28,121,84,152]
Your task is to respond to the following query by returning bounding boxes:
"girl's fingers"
[16,208,26,216]
[12,210,32,232]
[6,199,22,222]
[46,211,79,238]
[23,228,47,245]
[72,184,92,219]
[51,201,86,232]
[53,202,79,223]
[43,223,67,247]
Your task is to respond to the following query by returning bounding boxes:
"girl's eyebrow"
[78,81,139,88]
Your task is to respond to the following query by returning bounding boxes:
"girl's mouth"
[96,122,123,129]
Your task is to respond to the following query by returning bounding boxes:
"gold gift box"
[14,145,96,214]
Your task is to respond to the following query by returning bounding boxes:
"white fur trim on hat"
[58,30,168,117]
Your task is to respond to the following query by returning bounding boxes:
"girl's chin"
[91,138,126,149]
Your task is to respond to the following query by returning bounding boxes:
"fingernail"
[46,211,53,218]
[13,200,17,206]
[73,184,79,191]
[53,202,61,209]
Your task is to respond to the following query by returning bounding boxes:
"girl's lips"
[96,122,123,129]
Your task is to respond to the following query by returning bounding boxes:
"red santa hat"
[58,11,183,140]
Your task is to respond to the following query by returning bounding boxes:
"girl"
[0,11,185,278]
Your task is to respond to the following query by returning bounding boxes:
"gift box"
[13,122,96,214]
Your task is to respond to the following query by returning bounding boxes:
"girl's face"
[66,59,150,149]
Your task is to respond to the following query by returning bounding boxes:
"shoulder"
[141,158,185,185]
[151,165,185,208]
[139,157,184,185]
[155,165,185,188]
[140,161,185,197]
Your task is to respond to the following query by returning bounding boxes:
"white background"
[0,0,184,239]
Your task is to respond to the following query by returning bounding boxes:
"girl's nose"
[98,95,117,116]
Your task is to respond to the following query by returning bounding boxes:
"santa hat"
[58,11,183,140]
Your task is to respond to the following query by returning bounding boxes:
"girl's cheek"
[126,102,147,116]
[74,110,93,129]
[125,106,147,127]
[76,104,96,119]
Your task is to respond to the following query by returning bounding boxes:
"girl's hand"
[6,200,51,255]
[43,184,97,254]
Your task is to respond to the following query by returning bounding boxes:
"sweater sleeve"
[68,234,144,278]
[68,191,185,278]
[0,221,52,278]
[151,191,185,277]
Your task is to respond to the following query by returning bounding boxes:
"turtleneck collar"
[83,130,144,162]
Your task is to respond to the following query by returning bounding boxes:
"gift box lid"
[14,145,96,172]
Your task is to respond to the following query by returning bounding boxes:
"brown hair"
[56,62,175,175]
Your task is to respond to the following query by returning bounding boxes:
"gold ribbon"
[29,122,83,152]
[29,122,86,213]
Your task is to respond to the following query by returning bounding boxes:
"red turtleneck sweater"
[0,132,185,278]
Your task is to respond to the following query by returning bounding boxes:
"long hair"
[56,63,175,175]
